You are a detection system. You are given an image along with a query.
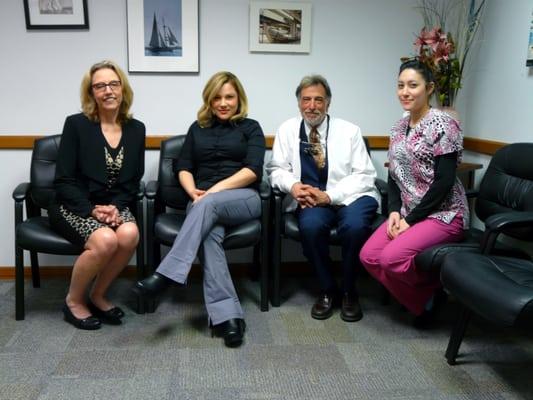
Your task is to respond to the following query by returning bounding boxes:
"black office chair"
[270,137,387,307]
[13,135,145,320]
[144,135,270,312]
[439,143,533,365]
[411,144,533,278]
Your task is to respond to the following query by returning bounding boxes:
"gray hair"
[295,75,332,101]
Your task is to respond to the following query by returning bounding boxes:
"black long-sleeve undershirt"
[388,152,458,225]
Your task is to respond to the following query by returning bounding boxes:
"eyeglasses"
[92,80,121,92]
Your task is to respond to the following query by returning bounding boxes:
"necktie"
[309,127,325,169]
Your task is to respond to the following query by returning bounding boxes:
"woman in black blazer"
[49,60,145,330]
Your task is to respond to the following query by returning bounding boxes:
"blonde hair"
[197,71,248,128]
[80,60,133,124]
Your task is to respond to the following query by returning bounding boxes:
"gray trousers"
[156,188,261,324]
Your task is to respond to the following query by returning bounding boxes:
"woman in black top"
[135,71,265,347]
[50,60,145,330]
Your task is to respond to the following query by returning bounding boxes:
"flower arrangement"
[405,0,486,107]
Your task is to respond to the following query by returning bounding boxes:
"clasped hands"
[91,204,122,227]
[386,211,410,239]
[290,182,331,208]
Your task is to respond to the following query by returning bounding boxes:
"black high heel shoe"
[211,318,246,348]
[132,272,174,299]
[87,301,124,325]
[62,303,101,330]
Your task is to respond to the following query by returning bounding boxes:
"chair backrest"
[476,142,533,240]
[157,135,189,209]
[30,134,61,210]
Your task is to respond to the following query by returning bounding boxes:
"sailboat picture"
[143,0,182,57]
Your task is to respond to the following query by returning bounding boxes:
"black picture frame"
[24,0,89,30]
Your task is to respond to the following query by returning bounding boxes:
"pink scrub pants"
[359,216,464,315]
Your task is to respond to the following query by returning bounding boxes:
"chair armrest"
[375,178,388,215]
[465,188,479,199]
[145,180,159,199]
[375,178,387,198]
[13,182,30,202]
[485,211,533,233]
[136,181,145,200]
[259,180,271,199]
[481,211,533,254]
[272,187,285,199]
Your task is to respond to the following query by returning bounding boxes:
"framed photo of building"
[23,0,89,30]
[249,1,312,53]
[127,0,199,73]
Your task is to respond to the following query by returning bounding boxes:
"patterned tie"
[309,126,325,169]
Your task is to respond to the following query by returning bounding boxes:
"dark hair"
[399,59,434,84]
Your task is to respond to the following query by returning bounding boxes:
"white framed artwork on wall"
[127,0,199,73]
[249,1,312,53]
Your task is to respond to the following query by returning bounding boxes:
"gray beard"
[304,114,326,127]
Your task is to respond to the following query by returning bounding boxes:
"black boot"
[211,318,246,348]
[132,272,174,299]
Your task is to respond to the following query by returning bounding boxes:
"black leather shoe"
[212,318,246,348]
[311,293,336,320]
[340,293,363,322]
[87,301,124,325]
[62,303,101,330]
[132,272,174,299]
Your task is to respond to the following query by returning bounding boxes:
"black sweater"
[54,113,145,217]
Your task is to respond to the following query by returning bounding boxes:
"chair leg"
[15,246,25,320]
[30,251,40,288]
[445,304,471,365]
[144,242,159,314]
[250,245,260,281]
[271,233,281,308]
[380,284,391,305]
[259,241,268,312]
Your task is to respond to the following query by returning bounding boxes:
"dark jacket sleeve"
[109,120,146,210]
[54,116,93,217]
[404,152,458,225]
[387,172,402,215]
[242,119,266,181]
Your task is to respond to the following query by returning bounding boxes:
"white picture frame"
[127,0,199,73]
[249,1,312,53]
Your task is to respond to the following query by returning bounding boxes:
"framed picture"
[249,1,312,53]
[127,0,199,73]
[527,9,533,67]
[23,0,89,30]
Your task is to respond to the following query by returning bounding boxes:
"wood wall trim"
[463,137,506,156]
[0,134,506,155]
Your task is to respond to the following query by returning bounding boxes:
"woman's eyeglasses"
[92,80,122,92]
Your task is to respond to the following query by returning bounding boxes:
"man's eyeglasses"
[92,80,121,92]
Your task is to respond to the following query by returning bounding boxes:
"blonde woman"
[134,71,265,347]
[50,60,145,330]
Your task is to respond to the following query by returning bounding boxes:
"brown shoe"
[311,293,336,320]
[340,293,363,322]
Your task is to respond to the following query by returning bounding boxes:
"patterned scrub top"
[388,108,469,228]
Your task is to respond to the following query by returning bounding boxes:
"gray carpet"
[1,276,532,400]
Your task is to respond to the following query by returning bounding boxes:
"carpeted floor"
[1,275,532,400]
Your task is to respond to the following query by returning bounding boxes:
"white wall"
[460,0,533,143]
[1,0,532,267]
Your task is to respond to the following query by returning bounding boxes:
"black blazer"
[54,113,145,217]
